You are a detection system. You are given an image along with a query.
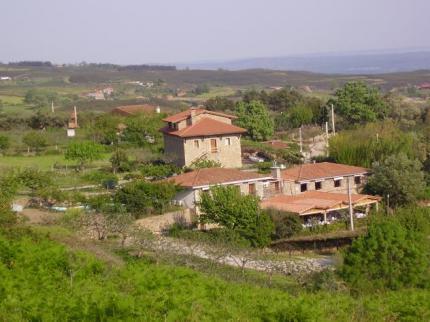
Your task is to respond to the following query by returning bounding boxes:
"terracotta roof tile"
[166,168,271,188]
[163,108,236,123]
[161,117,246,138]
[261,191,380,215]
[281,162,368,182]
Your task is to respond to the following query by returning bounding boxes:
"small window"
[354,176,361,184]
[315,181,322,190]
[300,183,308,192]
[334,179,342,188]
[225,137,231,146]
[194,140,199,148]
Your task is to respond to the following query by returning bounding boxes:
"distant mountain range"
[177,51,430,74]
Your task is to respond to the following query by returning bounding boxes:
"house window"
[225,137,231,146]
[249,183,256,195]
[210,139,218,153]
[354,176,361,184]
[194,140,199,148]
[315,181,322,190]
[300,183,308,192]
[334,179,342,188]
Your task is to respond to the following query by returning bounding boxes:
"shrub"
[340,214,430,290]
[115,181,179,216]
[139,163,180,179]
[0,135,10,152]
[266,208,303,239]
[64,141,104,170]
[199,185,273,247]
[365,153,425,207]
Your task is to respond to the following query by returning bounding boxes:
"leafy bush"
[188,158,222,170]
[0,135,10,152]
[340,213,430,290]
[64,141,104,170]
[139,162,180,179]
[266,208,303,239]
[82,170,118,188]
[199,185,273,247]
[365,153,425,207]
[115,181,179,216]
[22,131,48,152]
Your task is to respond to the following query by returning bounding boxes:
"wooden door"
[249,183,256,195]
[210,139,218,153]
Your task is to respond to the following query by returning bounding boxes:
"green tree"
[286,105,314,129]
[341,214,429,290]
[235,100,274,141]
[329,81,387,125]
[115,181,179,216]
[205,96,235,111]
[123,114,163,147]
[22,131,48,152]
[0,135,10,153]
[365,153,425,207]
[65,141,104,170]
[198,185,273,247]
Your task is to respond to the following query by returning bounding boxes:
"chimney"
[190,107,197,124]
[270,161,282,180]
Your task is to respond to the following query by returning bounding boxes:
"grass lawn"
[196,86,237,99]
[0,153,111,171]
[0,95,24,104]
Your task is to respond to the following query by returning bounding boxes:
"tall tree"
[235,100,274,141]
[365,153,425,207]
[329,81,387,125]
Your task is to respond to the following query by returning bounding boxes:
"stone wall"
[135,209,195,234]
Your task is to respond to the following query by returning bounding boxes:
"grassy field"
[0,94,24,104]
[0,153,111,171]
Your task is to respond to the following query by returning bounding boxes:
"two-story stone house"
[161,107,246,168]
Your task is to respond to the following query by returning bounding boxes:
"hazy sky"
[1,0,429,64]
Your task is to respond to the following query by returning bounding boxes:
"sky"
[1,0,429,64]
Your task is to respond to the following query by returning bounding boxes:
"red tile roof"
[261,191,380,215]
[163,108,237,123]
[112,104,157,116]
[166,168,270,188]
[161,117,246,138]
[281,162,368,182]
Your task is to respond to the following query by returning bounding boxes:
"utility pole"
[299,126,303,153]
[347,176,354,231]
[331,104,336,135]
[325,121,329,156]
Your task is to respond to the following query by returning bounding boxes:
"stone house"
[161,108,246,168]
[166,168,274,209]
[273,162,369,196]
